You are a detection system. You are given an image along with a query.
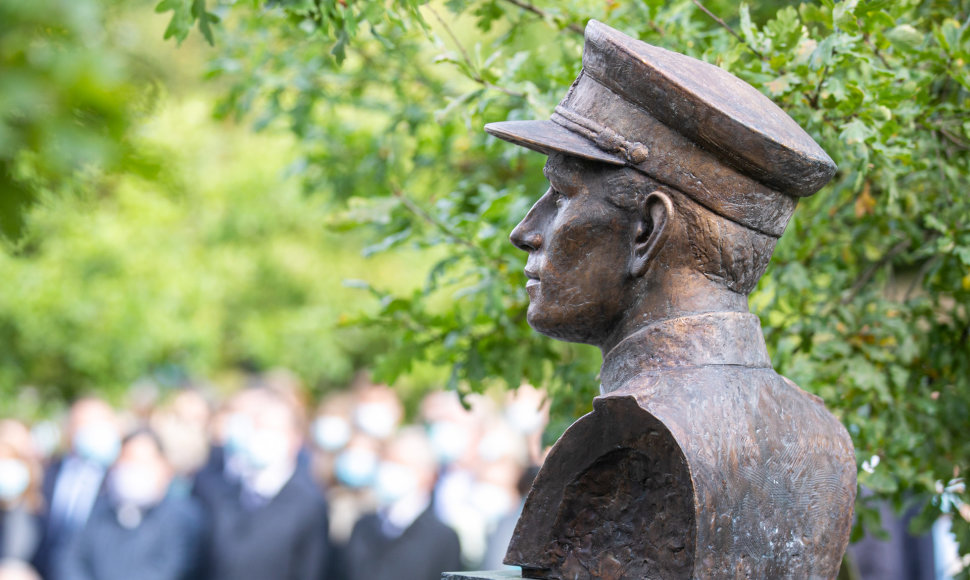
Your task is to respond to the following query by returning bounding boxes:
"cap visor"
[484,120,624,166]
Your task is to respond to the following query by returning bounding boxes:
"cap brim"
[484,120,625,166]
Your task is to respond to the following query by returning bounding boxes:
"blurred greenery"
[2,0,969,568]
[0,0,434,412]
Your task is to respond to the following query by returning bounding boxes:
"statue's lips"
[524,269,540,289]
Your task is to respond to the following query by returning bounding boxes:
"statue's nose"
[510,219,541,252]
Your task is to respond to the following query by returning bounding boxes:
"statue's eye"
[551,189,565,206]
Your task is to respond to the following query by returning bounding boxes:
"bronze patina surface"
[482,20,857,580]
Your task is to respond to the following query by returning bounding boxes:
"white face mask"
[110,464,165,508]
[471,482,514,523]
[354,403,396,439]
[428,421,470,464]
[477,430,515,463]
[505,402,545,435]
[245,429,291,471]
[374,462,418,506]
[225,413,253,456]
[312,416,351,452]
[73,423,121,466]
[0,459,30,502]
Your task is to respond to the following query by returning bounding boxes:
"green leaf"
[885,24,923,53]
[191,0,218,46]
[840,119,875,145]
[765,6,803,52]
[155,0,194,44]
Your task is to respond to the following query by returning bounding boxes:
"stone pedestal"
[441,571,521,580]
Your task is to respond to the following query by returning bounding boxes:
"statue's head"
[487,21,836,349]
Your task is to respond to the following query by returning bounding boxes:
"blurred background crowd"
[0,369,965,580]
[0,370,549,580]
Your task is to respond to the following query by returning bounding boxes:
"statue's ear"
[631,191,674,278]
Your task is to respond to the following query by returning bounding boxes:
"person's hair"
[615,167,778,295]
[122,427,167,459]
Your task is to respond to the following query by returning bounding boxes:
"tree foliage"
[0,2,433,414]
[0,0,160,240]
[168,0,970,562]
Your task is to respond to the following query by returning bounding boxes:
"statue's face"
[510,155,637,346]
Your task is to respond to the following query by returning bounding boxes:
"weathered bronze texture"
[483,20,857,580]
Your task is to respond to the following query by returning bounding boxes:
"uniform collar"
[600,311,771,393]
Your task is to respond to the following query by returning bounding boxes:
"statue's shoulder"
[612,365,852,455]
[506,394,696,579]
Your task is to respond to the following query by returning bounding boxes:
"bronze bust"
[483,21,857,579]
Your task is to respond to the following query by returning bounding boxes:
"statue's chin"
[527,307,603,346]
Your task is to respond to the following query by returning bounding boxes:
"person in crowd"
[192,388,262,508]
[351,381,402,442]
[846,498,937,580]
[310,392,370,580]
[309,392,355,487]
[0,420,44,566]
[149,390,211,495]
[34,398,120,580]
[344,428,461,580]
[422,391,485,566]
[195,388,329,580]
[502,384,549,467]
[59,429,204,580]
[482,464,540,570]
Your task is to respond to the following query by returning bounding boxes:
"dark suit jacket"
[344,507,462,580]
[34,456,108,580]
[0,507,42,562]
[59,494,204,580]
[197,468,330,580]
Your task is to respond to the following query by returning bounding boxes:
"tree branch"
[390,188,511,290]
[691,0,765,60]
[841,238,912,305]
[498,0,585,35]
[391,188,477,253]
[808,65,829,108]
[428,6,525,98]
[938,127,970,150]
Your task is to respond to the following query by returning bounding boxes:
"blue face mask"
[0,459,29,502]
[334,449,378,488]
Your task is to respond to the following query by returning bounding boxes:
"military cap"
[485,20,837,237]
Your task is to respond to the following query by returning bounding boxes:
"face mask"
[110,464,164,508]
[0,459,30,502]
[428,421,469,465]
[477,431,515,463]
[73,424,120,466]
[225,414,253,455]
[31,421,61,459]
[374,462,418,506]
[354,403,396,439]
[312,416,351,452]
[245,429,291,471]
[506,402,545,435]
[334,448,378,488]
[471,482,514,523]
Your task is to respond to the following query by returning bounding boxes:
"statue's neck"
[599,268,749,356]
